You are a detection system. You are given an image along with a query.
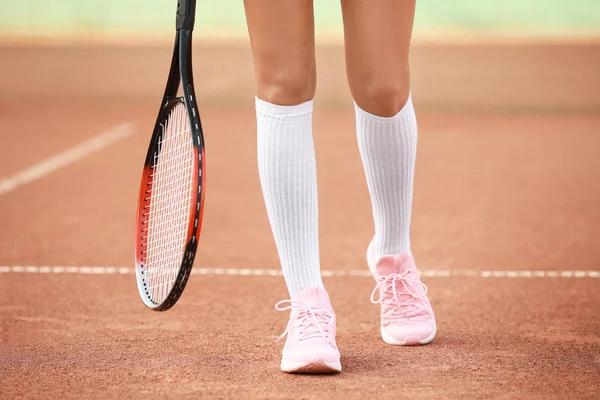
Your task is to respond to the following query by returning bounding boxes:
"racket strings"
[147,154,194,179]
[148,135,193,166]
[142,192,193,215]
[143,102,195,303]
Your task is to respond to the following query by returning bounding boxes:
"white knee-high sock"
[355,95,418,275]
[255,97,323,299]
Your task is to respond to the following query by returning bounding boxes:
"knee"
[256,66,316,106]
[353,79,411,117]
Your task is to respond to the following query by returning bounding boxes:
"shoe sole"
[280,360,342,374]
[381,324,437,346]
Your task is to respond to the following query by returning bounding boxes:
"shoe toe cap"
[283,341,340,364]
[382,320,436,345]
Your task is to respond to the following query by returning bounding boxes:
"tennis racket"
[135,0,205,311]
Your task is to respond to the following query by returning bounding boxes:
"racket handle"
[176,0,196,31]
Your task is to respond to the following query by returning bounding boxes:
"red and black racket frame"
[135,0,205,311]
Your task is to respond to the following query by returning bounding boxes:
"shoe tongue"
[375,253,415,278]
[377,254,425,315]
[297,287,332,309]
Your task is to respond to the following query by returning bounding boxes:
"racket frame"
[135,0,205,311]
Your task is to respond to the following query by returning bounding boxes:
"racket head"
[135,98,205,311]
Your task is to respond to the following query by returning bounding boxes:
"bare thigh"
[243,0,316,105]
[341,0,416,116]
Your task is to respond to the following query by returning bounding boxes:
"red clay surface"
[1,99,599,399]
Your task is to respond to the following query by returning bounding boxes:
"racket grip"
[176,0,196,31]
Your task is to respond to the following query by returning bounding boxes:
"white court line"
[0,266,598,278]
[0,123,134,196]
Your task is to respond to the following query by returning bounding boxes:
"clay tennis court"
[1,41,599,399]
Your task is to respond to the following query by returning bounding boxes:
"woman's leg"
[342,0,414,117]
[244,0,321,299]
[341,0,416,269]
[244,0,341,373]
[342,0,436,345]
[244,0,316,105]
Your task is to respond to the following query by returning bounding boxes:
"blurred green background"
[1,0,600,38]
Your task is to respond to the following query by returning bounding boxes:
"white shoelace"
[370,271,429,320]
[274,300,334,342]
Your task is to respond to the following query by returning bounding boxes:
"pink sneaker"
[370,252,436,345]
[275,287,341,373]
